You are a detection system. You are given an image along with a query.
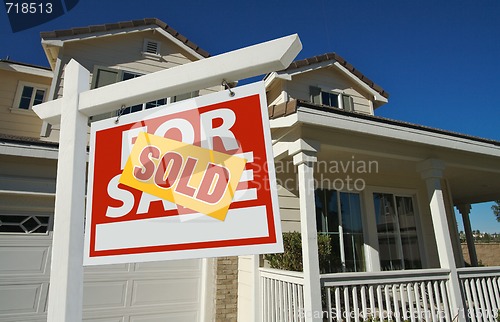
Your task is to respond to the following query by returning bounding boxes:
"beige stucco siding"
[237,255,256,322]
[53,30,199,98]
[276,184,301,233]
[287,67,373,115]
[0,69,51,138]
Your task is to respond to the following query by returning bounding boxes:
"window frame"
[310,85,354,112]
[11,81,49,113]
[315,187,367,273]
[363,186,426,271]
[90,66,187,122]
[0,212,53,235]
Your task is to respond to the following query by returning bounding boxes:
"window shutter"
[342,95,354,112]
[90,67,121,122]
[310,86,321,104]
[172,91,199,103]
[92,68,120,88]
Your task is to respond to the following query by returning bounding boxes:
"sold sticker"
[120,132,246,221]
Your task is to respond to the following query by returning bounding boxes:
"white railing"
[458,267,500,322]
[321,269,453,322]
[260,267,305,322]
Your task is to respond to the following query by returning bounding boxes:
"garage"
[0,152,204,322]
[0,222,203,322]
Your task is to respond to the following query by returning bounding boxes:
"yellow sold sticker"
[119,132,247,221]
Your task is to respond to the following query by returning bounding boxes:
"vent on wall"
[142,39,161,59]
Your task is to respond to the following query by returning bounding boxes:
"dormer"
[265,53,389,116]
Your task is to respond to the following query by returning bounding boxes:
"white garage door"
[0,214,203,322]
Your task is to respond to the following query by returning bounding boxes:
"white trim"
[0,189,55,198]
[0,61,53,78]
[154,28,206,60]
[296,107,500,159]
[363,185,425,272]
[41,25,156,44]
[0,141,58,159]
[11,81,49,111]
[269,113,298,128]
[332,62,388,104]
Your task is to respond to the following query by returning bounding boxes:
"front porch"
[250,105,500,322]
[259,266,500,322]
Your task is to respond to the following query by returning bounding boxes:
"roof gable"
[277,52,389,100]
[40,18,210,69]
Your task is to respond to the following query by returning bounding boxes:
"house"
[0,18,499,322]
[237,53,500,321]
[0,18,232,322]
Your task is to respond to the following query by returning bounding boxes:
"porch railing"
[258,267,500,322]
[321,269,453,322]
[260,267,305,322]
[458,266,500,322]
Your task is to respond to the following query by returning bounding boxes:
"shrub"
[264,231,332,272]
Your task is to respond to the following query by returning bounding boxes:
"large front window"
[315,189,365,273]
[373,193,422,270]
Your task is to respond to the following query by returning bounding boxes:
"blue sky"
[1,0,499,232]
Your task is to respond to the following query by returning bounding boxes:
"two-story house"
[0,19,224,322]
[1,18,499,322]
[238,53,500,322]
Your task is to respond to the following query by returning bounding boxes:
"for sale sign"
[84,82,283,265]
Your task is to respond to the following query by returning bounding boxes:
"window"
[90,67,196,121]
[315,189,365,273]
[0,214,51,234]
[373,193,422,270]
[310,86,354,112]
[13,82,48,110]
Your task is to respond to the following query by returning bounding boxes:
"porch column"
[457,204,478,267]
[417,159,465,321]
[291,140,322,322]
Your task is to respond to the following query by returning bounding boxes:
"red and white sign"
[84,82,283,265]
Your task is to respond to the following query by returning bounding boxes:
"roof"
[0,59,51,71]
[40,18,210,58]
[0,133,58,148]
[281,52,389,99]
[268,99,500,147]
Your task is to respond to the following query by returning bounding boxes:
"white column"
[417,159,465,321]
[47,60,90,322]
[292,149,322,322]
[457,204,478,267]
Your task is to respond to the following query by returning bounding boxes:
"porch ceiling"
[272,106,500,205]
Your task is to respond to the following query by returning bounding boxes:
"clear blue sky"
[1,0,499,232]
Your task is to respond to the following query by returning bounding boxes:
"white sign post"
[33,35,301,321]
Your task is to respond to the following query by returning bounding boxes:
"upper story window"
[12,82,48,111]
[310,86,354,112]
[90,66,198,122]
